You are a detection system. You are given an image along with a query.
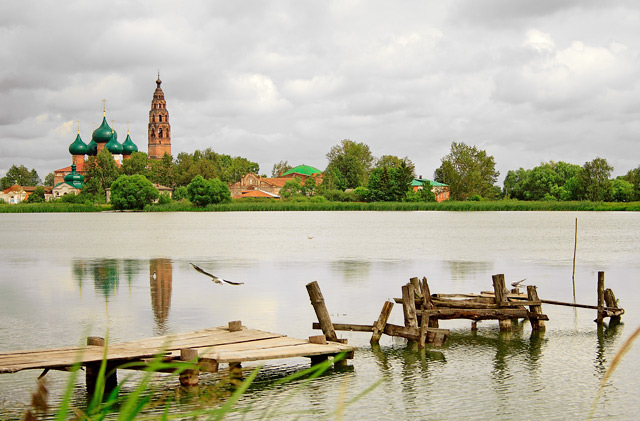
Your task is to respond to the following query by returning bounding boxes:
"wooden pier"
[0,321,355,390]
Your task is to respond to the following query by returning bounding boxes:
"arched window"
[158,128,163,138]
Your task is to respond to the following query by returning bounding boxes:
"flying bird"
[511,278,527,287]
[190,263,244,285]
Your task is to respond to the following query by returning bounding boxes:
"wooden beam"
[371,301,394,344]
[596,271,605,325]
[402,284,418,329]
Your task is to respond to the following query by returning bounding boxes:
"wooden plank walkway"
[0,323,355,383]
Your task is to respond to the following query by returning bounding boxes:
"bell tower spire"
[148,74,171,160]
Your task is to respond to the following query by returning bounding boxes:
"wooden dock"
[0,321,355,390]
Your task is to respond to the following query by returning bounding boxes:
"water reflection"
[446,260,493,281]
[149,258,173,335]
[594,323,623,378]
[70,258,173,334]
[330,260,371,283]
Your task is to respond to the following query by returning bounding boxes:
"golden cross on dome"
[102,98,106,116]
[77,120,80,134]
[127,121,130,134]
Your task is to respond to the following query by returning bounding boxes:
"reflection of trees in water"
[150,258,173,335]
[71,258,144,302]
[445,260,493,282]
[330,260,371,283]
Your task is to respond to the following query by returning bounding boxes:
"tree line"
[2,140,640,205]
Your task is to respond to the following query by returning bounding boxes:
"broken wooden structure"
[0,321,355,393]
[394,271,624,331]
[307,281,450,348]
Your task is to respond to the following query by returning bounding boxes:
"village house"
[229,164,323,199]
[411,177,450,202]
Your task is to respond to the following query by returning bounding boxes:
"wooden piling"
[402,284,418,329]
[410,277,423,299]
[228,320,242,332]
[596,271,605,325]
[85,336,117,396]
[179,348,200,387]
[604,288,621,325]
[420,277,439,328]
[492,274,511,330]
[371,301,394,344]
[306,281,338,342]
[527,285,545,330]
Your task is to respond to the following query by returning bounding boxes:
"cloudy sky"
[1,0,639,184]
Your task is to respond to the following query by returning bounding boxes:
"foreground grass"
[3,200,640,213]
[22,351,372,420]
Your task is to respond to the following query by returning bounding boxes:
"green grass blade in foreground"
[209,366,261,421]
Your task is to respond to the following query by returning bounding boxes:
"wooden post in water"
[371,301,394,343]
[527,285,545,330]
[410,277,423,300]
[492,274,511,330]
[604,288,621,325]
[306,281,338,342]
[596,271,605,325]
[85,336,117,396]
[179,348,200,387]
[572,218,578,302]
[421,277,439,328]
[402,284,418,329]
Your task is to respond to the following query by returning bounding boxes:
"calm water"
[1,211,639,419]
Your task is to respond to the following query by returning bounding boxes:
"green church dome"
[86,139,98,156]
[92,116,114,144]
[68,133,88,155]
[64,163,84,189]
[105,130,123,154]
[121,132,138,155]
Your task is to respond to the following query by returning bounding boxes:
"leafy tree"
[623,166,640,200]
[172,186,189,201]
[272,160,292,177]
[186,175,231,207]
[435,142,499,200]
[279,177,305,199]
[44,172,55,187]
[611,178,633,202]
[1,164,41,189]
[121,151,149,176]
[148,153,176,187]
[26,186,46,203]
[404,183,436,202]
[110,174,159,210]
[325,139,374,189]
[84,149,120,196]
[580,157,613,201]
[174,148,258,186]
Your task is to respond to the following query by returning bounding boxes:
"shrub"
[110,174,159,210]
[157,192,172,205]
[186,175,231,207]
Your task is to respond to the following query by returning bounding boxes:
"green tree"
[121,151,149,176]
[325,139,374,189]
[611,178,633,202]
[84,149,120,196]
[110,174,159,210]
[435,142,499,200]
[26,186,46,203]
[148,153,176,187]
[580,157,613,201]
[272,160,292,177]
[186,175,231,207]
[174,148,258,186]
[44,172,55,187]
[279,177,305,199]
[1,164,41,189]
[623,166,640,200]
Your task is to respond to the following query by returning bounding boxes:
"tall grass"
[23,349,373,419]
[0,203,107,213]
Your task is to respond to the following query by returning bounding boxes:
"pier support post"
[179,348,200,387]
[527,285,545,330]
[85,336,117,397]
[492,274,511,331]
[306,281,339,342]
[402,284,418,329]
[604,288,621,325]
[420,277,439,328]
[596,271,605,325]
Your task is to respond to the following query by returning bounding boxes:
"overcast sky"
[1,0,639,184]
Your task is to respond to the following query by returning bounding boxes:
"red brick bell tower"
[148,74,171,160]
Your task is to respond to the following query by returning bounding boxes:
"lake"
[1,211,639,419]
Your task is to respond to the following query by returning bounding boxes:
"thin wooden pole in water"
[572,218,578,302]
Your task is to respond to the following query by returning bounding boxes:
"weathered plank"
[306,281,338,342]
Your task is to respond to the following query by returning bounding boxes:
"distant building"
[229,164,324,199]
[0,185,53,204]
[411,177,450,202]
[148,76,172,160]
